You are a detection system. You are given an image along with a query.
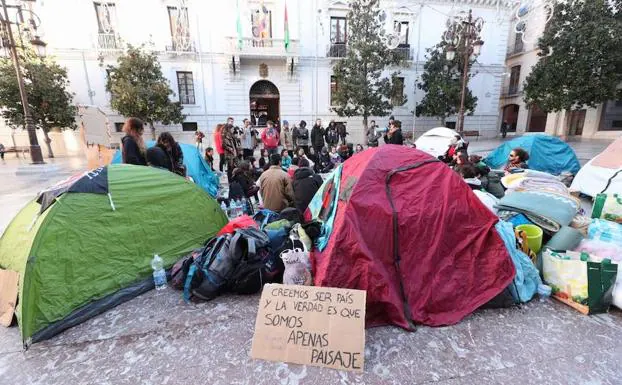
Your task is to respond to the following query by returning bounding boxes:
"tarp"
[0,164,227,344]
[484,134,581,175]
[571,137,622,196]
[112,141,219,197]
[311,146,515,329]
[415,127,460,158]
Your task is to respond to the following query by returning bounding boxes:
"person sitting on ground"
[205,147,215,171]
[258,154,295,212]
[157,132,185,176]
[121,117,147,166]
[355,144,364,154]
[337,144,351,161]
[455,164,499,214]
[329,146,342,166]
[280,148,292,171]
[230,161,260,203]
[318,147,333,174]
[293,147,315,171]
[258,148,270,171]
[293,158,324,214]
[505,147,529,173]
[146,146,170,170]
[451,151,470,170]
[467,155,505,199]
[384,119,404,145]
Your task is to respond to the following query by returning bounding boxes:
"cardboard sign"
[251,284,366,372]
[0,269,19,327]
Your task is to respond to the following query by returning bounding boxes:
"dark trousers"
[312,146,321,156]
[219,154,226,172]
[287,150,294,158]
[243,148,254,160]
[266,147,278,157]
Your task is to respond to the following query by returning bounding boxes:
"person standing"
[258,154,295,212]
[281,120,294,157]
[213,124,226,172]
[311,118,325,156]
[240,118,255,160]
[222,123,239,181]
[500,120,509,139]
[121,117,147,166]
[261,121,280,156]
[0,143,5,161]
[337,122,348,145]
[384,120,404,145]
[325,121,339,148]
[296,120,310,154]
[195,130,205,151]
[156,132,185,176]
[367,120,381,147]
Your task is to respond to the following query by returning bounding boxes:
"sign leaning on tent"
[251,284,367,372]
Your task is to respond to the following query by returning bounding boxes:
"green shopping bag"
[592,193,622,224]
[543,250,618,314]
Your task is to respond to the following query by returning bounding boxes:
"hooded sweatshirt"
[293,167,324,214]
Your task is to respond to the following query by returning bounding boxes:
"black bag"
[183,235,235,302]
[170,248,202,290]
[228,227,284,294]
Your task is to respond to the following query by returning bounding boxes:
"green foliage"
[524,0,622,112]
[415,43,477,123]
[330,0,406,126]
[103,45,184,132]
[0,48,76,132]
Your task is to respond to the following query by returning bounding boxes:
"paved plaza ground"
[0,137,620,385]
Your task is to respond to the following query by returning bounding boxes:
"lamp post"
[0,0,47,164]
[443,9,484,133]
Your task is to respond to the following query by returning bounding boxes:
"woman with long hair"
[156,132,185,176]
[121,117,147,166]
[213,124,226,172]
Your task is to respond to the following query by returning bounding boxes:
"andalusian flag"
[236,0,243,49]
[284,1,290,51]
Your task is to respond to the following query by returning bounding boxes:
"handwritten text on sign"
[251,284,366,372]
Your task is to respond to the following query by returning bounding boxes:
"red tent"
[311,146,515,329]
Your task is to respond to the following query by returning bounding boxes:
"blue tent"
[112,141,219,197]
[484,134,581,175]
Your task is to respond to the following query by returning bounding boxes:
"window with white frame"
[176,71,195,105]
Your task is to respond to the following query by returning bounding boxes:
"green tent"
[0,164,227,346]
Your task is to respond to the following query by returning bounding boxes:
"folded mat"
[496,191,579,232]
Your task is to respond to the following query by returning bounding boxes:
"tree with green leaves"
[415,43,477,126]
[103,45,184,139]
[0,48,76,158]
[330,0,406,138]
[524,0,622,112]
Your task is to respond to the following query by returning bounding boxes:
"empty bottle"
[151,254,167,290]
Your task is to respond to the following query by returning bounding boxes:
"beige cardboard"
[251,284,366,372]
[0,269,19,327]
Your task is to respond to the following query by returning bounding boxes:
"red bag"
[217,215,258,236]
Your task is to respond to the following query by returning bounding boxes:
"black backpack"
[227,227,284,294]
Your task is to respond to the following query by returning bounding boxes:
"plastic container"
[151,254,167,290]
[516,224,543,254]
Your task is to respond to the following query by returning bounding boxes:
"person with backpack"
[293,158,324,214]
[311,119,325,156]
[261,120,280,156]
[325,121,339,148]
[258,154,295,212]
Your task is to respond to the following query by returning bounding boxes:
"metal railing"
[501,87,523,98]
[97,33,121,50]
[393,46,412,61]
[165,41,195,53]
[327,43,347,58]
[226,37,299,57]
[506,45,524,58]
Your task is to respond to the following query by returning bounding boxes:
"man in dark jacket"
[311,119,326,156]
[293,158,324,214]
[325,121,339,148]
[384,120,404,145]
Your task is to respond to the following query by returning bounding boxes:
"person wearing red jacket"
[213,123,225,172]
[261,120,280,156]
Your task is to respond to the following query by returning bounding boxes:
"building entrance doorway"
[502,104,519,132]
[249,80,280,127]
[528,104,547,132]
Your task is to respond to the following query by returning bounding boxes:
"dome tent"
[484,134,581,175]
[0,164,227,345]
[309,146,515,329]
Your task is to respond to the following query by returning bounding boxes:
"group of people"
[120,117,186,177]
[366,116,405,147]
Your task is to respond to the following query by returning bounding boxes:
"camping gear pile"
[0,164,227,346]
[172,209,316,303]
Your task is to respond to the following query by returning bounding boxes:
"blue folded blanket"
[496,191,578,232]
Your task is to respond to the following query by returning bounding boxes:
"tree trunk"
[363,115,369,146]
[149,122,156,140]
[43,129,54,158]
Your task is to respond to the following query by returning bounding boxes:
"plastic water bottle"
[242,199,249,215]
[220,201,229,218]
[236,199,244,217]
[151,254,167,290]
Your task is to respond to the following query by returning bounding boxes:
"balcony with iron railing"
[506,43,525,58]
[501,86,523,98]
[97,33,122,52]
[327,43,348,58]
[165,40,196,54]
[226,37,299,57]
[393,45,413,61]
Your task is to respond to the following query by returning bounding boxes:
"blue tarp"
[484,134,581,175]
[112,141,219,197]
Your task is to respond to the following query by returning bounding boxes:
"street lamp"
[0,0,46,164]
[443,9,484,133]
